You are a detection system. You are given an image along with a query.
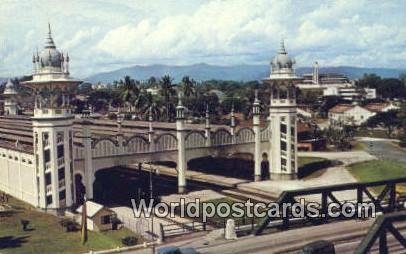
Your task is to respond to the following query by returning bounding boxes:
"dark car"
[157,246,199,254]
[298,240,335,254]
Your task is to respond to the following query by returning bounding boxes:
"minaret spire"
[279,38,286,54]
[45,23,56,49]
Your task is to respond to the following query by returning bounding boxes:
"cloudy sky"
[0,0,405,77]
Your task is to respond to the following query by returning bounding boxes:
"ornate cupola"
[24,24,81,118]
[2,79,18,115]
[176,93,185,120]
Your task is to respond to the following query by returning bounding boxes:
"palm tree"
[181,76,196,97]
[159,75,176,121]
[120,76,139,113]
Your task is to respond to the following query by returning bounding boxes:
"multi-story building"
[298,62,353,90]
[323,86,376,101]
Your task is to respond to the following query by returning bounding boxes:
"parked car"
[298,240,335,254]
[157,246,199,254]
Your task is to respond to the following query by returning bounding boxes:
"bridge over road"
[73,117,271,199]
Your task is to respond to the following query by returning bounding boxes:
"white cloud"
[0,0,405,77]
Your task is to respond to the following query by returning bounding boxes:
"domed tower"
[23,24,81,209]
[2,79,18,115]
[264,40,302,180]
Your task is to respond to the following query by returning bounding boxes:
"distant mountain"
[85,64,406,84]
[85,63,269,83]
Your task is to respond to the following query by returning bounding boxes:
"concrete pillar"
[176,95,187,193]
[82,121,94,199]
[148,107,155,151]
[252,90,262,181]
[64,129,73,207]
[204,104,211,146]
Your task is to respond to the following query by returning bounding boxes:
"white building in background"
[328,102,399,126]
[298,62,353,90]
[323,86,376,101]
[263,40,301,180]
[328,104,374,126]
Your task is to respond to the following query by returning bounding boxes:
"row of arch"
[74,126,271,158]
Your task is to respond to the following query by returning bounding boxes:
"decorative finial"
[177,92,183,107]
[48,22,52,36]
[254,89,260,103]
[279,38,286,54]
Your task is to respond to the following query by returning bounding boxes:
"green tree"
[119,76,139,113]
[365,110,401,137]
[181,76,196,97]
[159,75,176,121]
[357,73,382,88]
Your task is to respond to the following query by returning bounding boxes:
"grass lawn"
[0,196,142,254]
[348,160,406,194]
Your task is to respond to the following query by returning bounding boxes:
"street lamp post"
[147,162,159,251]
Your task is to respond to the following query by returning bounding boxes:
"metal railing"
[355,211,406,254]
[254,177,406,235]
[162,221,206,237]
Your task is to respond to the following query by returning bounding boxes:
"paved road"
[360,139,406,164]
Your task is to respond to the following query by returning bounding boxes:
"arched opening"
[74,173,86,206]
[92,162,215,207]
[261,152,270,180]
[188,154,254,180]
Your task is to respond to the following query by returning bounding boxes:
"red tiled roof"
[364,103,389,113]
[328,104,354,113]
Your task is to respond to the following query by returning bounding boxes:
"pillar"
[252,90,262,181]
[82,121,94,199]
[204,104,211,146]
[176,95,187,193]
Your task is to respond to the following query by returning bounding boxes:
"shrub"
[59,218,79,232]
[121,236,137,246]
[107,113,117,120]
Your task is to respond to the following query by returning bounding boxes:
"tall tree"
[120,76,139,113]
[181,76,196,97]
[159,75,176,121]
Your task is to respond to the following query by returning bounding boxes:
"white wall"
[0,148,37,206]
